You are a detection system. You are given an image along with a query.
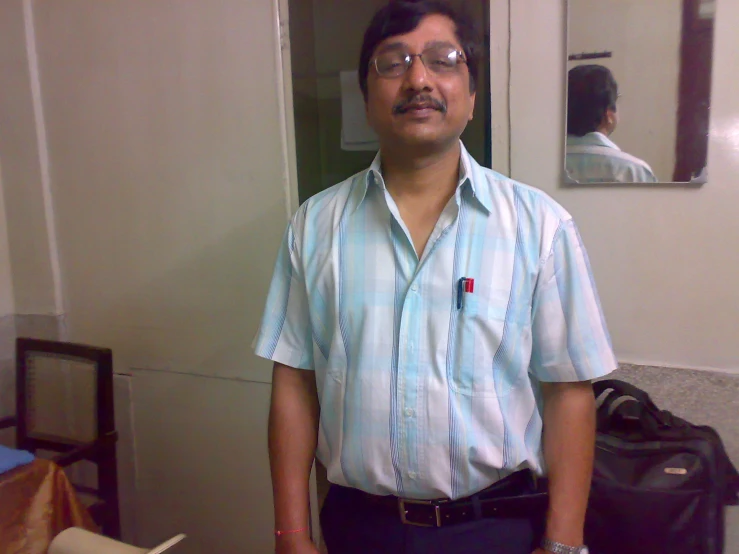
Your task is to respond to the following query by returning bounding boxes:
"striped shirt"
[253,143,617,500]
[566,132,657,183]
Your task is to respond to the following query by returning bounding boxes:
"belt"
[358,470,549,528]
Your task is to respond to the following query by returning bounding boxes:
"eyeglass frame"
[370,45,469,79]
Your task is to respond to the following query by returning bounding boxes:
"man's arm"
[269,362,320,553]
[540,381,596,549]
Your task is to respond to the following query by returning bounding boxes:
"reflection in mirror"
[564,0,715,184]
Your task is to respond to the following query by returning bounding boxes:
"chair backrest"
[16,338,114,452]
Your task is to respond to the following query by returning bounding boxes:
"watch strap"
[541,537,588,554]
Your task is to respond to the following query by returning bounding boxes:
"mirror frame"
[562,0,715,187]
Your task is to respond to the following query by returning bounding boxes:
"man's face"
[365,14,476,151]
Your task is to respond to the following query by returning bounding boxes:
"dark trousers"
[320,475,545,554]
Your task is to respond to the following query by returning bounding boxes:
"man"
[566,64,657,183]
[255,2,616,553]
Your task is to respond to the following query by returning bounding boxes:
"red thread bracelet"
[274,527,308,537]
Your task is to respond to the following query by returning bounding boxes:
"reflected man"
[566,65,657,183]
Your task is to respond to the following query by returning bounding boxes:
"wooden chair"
[1,338,121,538]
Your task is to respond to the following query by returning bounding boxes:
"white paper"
[339,70,379,151]
[49,528,185,554]
[49,528,147,554]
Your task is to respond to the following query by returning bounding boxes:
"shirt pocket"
[444,293,531,398]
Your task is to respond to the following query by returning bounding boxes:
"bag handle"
[593,380,658,410]
[593,380,668,438]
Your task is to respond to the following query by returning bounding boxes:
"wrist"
[543,531,584,548]
[540,538,588,554]
[274,528,312,550]
[544,511,584,546]
[274,531,314,554]
[274,526,310,538]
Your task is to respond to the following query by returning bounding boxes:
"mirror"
[564,0,715,185]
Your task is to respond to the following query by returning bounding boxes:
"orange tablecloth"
[0,458,97,554]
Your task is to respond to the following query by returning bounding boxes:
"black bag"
[586,379,739,554]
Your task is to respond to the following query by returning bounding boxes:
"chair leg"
[98,443,121,539]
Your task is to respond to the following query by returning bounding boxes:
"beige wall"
[0,0,297,551]
[495,0,739,373]
[0,170,14,318]
[0,166,14,420]
[568,0,682,181]
[32,0,286,385]
[0,0,58,316]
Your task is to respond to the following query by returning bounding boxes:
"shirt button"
[410,284,419,292]
[404,408,415,417]
[408,471,418,479]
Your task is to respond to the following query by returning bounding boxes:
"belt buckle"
[398,498,442,527]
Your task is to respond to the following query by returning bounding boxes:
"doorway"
[287,0,492,204]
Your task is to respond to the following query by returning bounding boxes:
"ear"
[468,92,477,121]
[606,108,617,129]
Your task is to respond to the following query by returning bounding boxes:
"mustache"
[392,95,447,115]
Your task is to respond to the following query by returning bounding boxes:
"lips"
[405,103,436,111]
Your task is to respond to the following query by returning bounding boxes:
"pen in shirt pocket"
[456,277,474,309]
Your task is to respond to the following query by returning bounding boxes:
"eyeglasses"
[371,46,467,78]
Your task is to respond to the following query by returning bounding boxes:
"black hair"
[567,64,619,136]
[358,0,481,100]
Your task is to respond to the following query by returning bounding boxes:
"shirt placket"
[390,190,461,492]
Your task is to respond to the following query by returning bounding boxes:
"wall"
[0,177,13,320]
[0,0,294,551]
[568,0,682,182]
[499,0,739,374]
[32,0,285,385]
[0,0,59,318]
[0,166,15,418]
[0,0,63,423]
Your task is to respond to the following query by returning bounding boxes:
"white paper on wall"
[339,70,379,151]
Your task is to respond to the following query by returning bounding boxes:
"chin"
[396,133,462,151]
[393,128,445,146]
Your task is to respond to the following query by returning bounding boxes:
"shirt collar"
[567,131,621,151]
[352,141,492,214]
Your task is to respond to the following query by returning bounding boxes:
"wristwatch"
[541,538,589,554]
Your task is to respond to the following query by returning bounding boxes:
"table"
[0,458,97,554]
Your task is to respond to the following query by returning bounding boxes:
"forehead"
[375,14,461,53]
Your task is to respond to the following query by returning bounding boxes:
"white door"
[26,0,301,551]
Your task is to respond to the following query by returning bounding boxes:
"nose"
[401,55,432,93]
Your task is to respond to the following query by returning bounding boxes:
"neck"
[380,141,462,200]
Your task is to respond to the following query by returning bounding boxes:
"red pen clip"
[464,278,474,293]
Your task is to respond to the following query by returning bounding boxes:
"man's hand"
[540,381,595,548]
[275,534,321,554]
[269,364,320,554]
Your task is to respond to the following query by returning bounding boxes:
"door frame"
[275,0,301,219]
[272,0,322,546]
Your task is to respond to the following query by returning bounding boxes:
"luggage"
[586,379,739,554]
